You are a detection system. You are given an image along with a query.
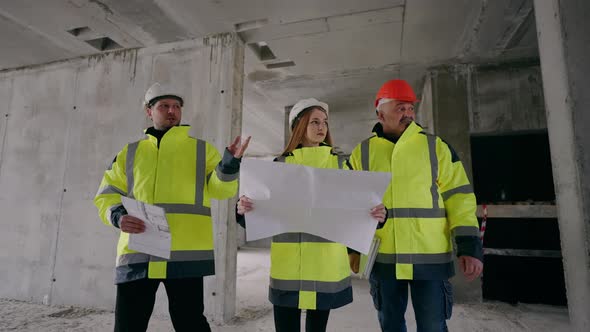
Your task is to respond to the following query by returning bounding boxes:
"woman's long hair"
[281,106,333,155]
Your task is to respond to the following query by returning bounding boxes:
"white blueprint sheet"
[239,159,391,254]
[121,196,171,259]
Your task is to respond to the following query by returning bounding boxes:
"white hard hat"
[144,82,184,107]
[288,98,329,130]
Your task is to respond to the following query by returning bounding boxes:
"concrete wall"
[319,62,547,164]
[329,103,376,156]
[426,66,479,303]
[421,61,547,303]
[240,81,286,158]
[470,63,546,135]
[0,33,244,322]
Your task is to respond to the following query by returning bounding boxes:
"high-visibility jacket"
[347,122,482,280]
[94,126,239,284]
[269,145,352,310]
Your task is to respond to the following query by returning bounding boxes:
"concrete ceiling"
[0,0,539,155]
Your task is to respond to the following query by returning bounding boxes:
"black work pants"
[114,277,210,332]
[273,305,330,332]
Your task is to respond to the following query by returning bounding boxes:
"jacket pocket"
[442,280,453,319]
[369,277,381,310]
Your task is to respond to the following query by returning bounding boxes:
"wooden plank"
[477,204,557,219]
[484,248,562,258]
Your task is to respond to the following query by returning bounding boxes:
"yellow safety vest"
[94,126,238,283]
[348,122,479,280]
[270,145,352,310]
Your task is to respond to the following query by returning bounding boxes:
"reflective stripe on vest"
[126,139,211,216]
[426,134,439,209]
[361,134,444,219]
[117,250,215,266]
[387,208,446,218]
[360,137,370,171]
[441,184,474,201]
[273,233,333,243]
[97,185,126,196]
[451,225,480,237]
[269,276,351,294]
[126,141,139,199]
[375,252,453,264]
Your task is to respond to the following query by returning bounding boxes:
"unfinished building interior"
[0,0,588,331]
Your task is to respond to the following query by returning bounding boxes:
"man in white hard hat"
[94,82,250,332]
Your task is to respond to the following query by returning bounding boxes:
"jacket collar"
[371,121,423,144]
[284,142,335,156]
[294,141,332,149]
[145,125,190,146]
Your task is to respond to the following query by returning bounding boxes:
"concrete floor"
[0,247,571,331]
[232,247,571,332]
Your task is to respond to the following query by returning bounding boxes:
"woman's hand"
[370,203,387,223]
[237,195,254,215]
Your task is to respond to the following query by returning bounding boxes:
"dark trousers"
[273,305,330,332]
[369,274,453,332]
[115,277,210,332]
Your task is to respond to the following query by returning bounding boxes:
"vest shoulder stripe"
[125,141,141,199]
[360,137,371,171]
[426,134,439,209]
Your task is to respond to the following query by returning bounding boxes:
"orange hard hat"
[374,79,418,107]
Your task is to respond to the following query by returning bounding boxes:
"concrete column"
[189,33,245,323]
[534,1,590,329]
[430,66,474,181]
[416,75,435,133]
[240,105,290,249]
[429,66,481,303]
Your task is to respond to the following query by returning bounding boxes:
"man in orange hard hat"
[346,79,483,332]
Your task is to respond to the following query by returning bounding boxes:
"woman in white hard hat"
[237,98,386,332]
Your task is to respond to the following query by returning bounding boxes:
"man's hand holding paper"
[121,196,171,259]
